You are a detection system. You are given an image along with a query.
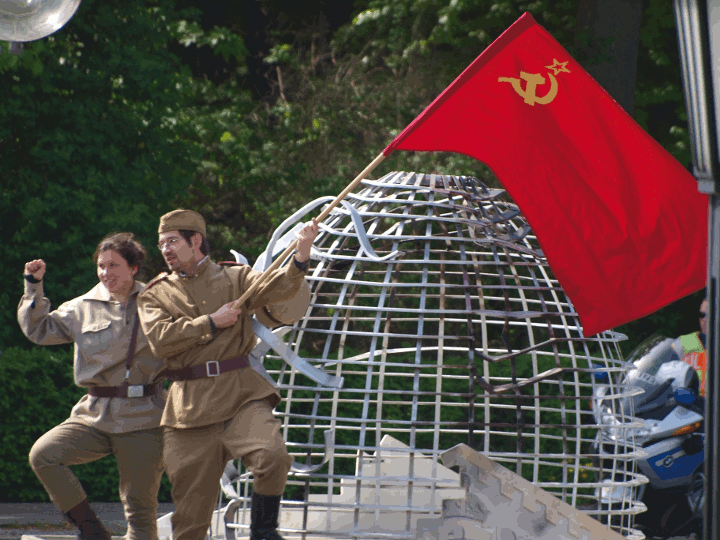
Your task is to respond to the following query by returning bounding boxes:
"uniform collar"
[179,255,211,278]
[84,281,145,302]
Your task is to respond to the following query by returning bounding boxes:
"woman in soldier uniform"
[18,232,167,540]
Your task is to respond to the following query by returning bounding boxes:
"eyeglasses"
[157,237,183,250]
[700,312,707,319]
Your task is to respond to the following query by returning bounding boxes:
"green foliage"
[635,0,690,166]
[0,0,204,350]
[179,0,690,272]
[0,347,79,502]
[0,346,173,502]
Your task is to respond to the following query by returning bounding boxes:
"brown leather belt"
[163,355,250,381]
[87,382,163,398]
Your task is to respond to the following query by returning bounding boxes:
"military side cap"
[256,279,311,328]
[159,209,207,237]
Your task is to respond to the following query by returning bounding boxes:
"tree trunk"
[576,0,644,117]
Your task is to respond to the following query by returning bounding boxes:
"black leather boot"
[64,499,111,540]
[249,492,285,540]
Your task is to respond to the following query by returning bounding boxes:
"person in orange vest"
[672,296,708,396]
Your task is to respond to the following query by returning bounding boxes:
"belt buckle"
[127,385,144,398]
[206,360,220,377]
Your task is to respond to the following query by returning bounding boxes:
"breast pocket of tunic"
[79,320,115,356]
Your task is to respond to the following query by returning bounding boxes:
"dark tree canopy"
[1,0,697,368]
[0,0,204,349]
[576,0,644,116]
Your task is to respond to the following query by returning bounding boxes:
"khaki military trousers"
[29,421,164,540]
[163,397,293,540]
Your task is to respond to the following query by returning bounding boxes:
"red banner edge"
[382,11,537,156]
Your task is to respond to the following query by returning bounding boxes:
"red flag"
[383,12,708,336]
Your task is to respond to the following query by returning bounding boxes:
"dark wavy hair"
[93,232,147,269]
[178,230,210,256]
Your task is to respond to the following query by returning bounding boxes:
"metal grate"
[223,171,645,539]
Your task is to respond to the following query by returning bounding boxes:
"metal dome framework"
[222,171,645,539]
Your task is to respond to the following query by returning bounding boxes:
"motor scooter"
[593,335,705,539]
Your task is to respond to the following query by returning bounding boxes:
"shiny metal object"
[0,0,81,42]
[674,0,717,189]
[673,3,720,540]
[219,171,645,539]
[251,319,344,389]
[127,385,144,398]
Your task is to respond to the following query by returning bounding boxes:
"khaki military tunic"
[17,280,167,433]
[137,258,306,429]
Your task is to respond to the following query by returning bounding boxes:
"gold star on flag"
[546,59,570,75]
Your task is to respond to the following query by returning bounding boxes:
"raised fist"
[24,259,46,280]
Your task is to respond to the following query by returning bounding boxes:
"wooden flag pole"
[232,151,387,309]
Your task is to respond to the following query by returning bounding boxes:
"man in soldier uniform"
[138,209,318,540]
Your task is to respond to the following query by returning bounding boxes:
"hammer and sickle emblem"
[498,71,559,106]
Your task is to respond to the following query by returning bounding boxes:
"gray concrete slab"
[0,503,696,540]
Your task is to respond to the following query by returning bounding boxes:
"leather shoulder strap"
[124,316,141,381]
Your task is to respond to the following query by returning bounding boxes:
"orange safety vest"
[680,332,707,396]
